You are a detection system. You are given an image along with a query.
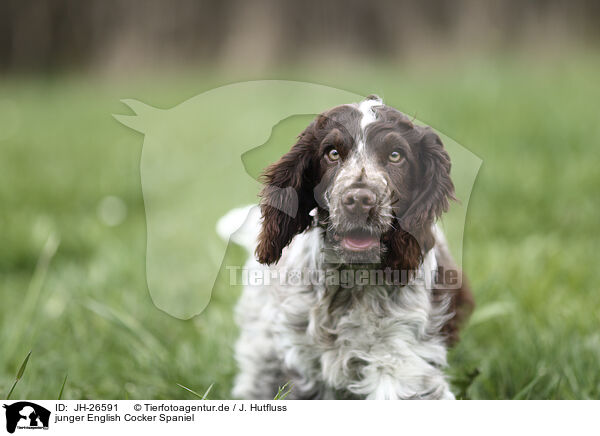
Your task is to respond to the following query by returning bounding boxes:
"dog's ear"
[256,129,318,265]
[400,126,455,234]
[384,228,424,280]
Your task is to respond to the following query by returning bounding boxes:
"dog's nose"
[342,188,376,215]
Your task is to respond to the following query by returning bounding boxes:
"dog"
[219,96,474,399]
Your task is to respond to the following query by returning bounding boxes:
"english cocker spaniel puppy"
[219,96,474,399]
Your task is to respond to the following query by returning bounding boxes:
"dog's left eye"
[388,151,403,163]
[327,149,340,161]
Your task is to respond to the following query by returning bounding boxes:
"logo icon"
[3,402,50,434]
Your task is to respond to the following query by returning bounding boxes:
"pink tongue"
[342,234,379,251]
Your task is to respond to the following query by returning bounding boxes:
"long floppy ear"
[400,126,455,234]
[255,131,318,265]
[384,228,423,280]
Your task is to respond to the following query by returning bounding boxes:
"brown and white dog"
[219,96,474,399]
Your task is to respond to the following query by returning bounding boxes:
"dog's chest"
[272,229,450,398]
[275,281,446,397]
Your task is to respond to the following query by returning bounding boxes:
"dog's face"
[256,96,454,270]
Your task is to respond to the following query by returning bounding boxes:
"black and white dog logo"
[3,402,50,433]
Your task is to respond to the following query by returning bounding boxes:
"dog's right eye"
[388,150,403,163]
[327,148,340,161]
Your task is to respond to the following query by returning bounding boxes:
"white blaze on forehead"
[358,98,382,130]
[356,97,382,153]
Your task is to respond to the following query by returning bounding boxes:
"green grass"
[1,53,599,399]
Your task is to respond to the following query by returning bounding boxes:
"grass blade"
[177,383,202,398]
[83,299,168,362]
[513,370,546,400]
[3,233,59,360]
[176,383,214,400]
[16,351,32,380]
[201,383,214,400]
[274,381,293,400]
[176,383,205,399]
[58,373,68,400]
[6,350,32,400]
[6,381,19,401]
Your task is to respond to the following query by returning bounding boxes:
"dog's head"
[256,96,455,271]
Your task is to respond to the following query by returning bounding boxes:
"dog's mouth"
[338,229,380,252]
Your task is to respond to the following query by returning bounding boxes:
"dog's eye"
[388,150,403,163]
[327,149,340,161]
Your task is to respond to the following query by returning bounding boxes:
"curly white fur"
[219,206,455,400]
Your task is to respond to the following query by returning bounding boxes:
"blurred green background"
[1,1,599,399]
